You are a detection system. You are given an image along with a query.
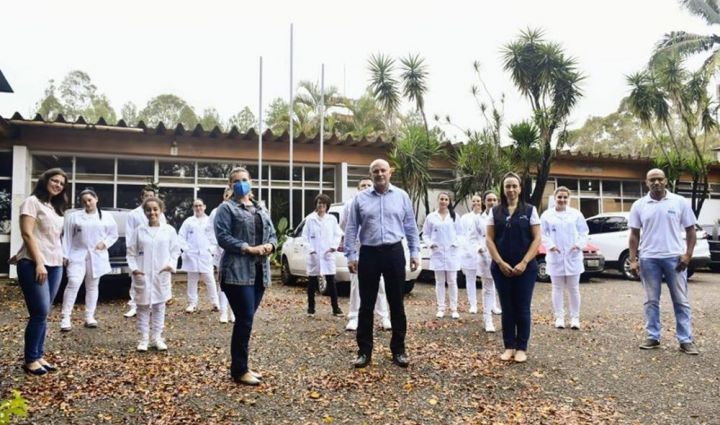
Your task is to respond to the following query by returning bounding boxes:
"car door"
[587,216,628,263]
[288,220,307,275]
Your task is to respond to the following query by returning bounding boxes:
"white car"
[279,202,422,294]
[586,212,711,280]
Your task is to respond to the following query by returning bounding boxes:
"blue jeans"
[491,261,537,351]
[17,259,63,363]
[221,265,265,378]
[639,257,693,343]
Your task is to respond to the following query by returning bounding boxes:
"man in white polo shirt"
[628,168,698,355]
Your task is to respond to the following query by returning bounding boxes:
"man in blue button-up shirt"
[344,159,420,368]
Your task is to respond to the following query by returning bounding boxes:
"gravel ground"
[1,271,718,424]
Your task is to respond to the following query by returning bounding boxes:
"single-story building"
[1,112,718,276]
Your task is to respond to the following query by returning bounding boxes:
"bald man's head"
[645,168,668,198]
[369,159,392,193]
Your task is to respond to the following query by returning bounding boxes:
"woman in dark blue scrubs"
[486,172,542,363]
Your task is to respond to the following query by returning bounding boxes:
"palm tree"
[508,121,542,202]
[625,72,675,164]
[654,0,720,65]
[400,54,430,135]
[502,28,584,207]
[367,53,401,130]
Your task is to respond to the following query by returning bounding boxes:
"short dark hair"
[140,186,156,199]
[357,177,372,189]
[32,168,69,216]
[314,193,332,208]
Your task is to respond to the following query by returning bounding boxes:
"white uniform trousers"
[136,302,166,341]
[481,277,498,319]
[551,274,581,321]
[347,273,389,322]
[62,256,101,320]
[461,268,478,311]
[186,271,220,308]
[435,270,458,313]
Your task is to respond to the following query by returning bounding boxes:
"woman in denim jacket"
[214,166,277,386]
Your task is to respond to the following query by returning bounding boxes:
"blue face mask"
[233,181,252,197]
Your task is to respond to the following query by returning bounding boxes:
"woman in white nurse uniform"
[477,190,501,332]
[540,186,589,330]
[179,198,220,313]
[126,197,183,351]
[459,195,483,314]
[423,192,463,319]
[61,188,118,331]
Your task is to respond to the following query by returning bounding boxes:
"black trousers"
[357,242,406,356]
[307,274,339,313]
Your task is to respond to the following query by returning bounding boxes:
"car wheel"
[404,280,415,295]
[281,257,297,286]
[619,252,639,281]
[536,257,551,282]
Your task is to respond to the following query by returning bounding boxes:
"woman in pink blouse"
[15,168,69,375]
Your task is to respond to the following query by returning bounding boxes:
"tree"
[199,107,223,131]
[502,28,584,207]
[227,106,257,132]
[508,121,542,201]
[338,91,387,138]
[120,101,139,126]
[137,94,198,129]
[451,130,511,207]
[387,124,442,217]
[367,53,401,132]
[35,70,117,123]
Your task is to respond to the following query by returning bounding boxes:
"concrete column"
[336,162,348,203]
[9,145,30,278]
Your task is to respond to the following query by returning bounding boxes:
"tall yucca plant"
[367,53,401,129]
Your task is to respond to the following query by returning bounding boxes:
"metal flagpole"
[258,56,263,201]
[319,64,325,192]
[289,23,294,227]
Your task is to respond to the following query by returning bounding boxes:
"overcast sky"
[0,0,712,141]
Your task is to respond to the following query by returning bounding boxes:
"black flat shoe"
[22,363,48,376]
[392,353,410,368]
[353,353,371,368]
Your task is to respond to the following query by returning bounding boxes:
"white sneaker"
[219,313,229,324]
[137,340,149,352]
[84,317,98,328]
[570,318,581,330]
[185,305,197,313]
[451,311,460,319]
[469,307,478,314]
[484,319,496,333]
[436,311,445,319]
[229,312,236,323]
[381,318,392,330]
[492,307,502,315]
[124,307,137,318]
[152,338,168,351]
[555,318,565,329]
[345,319,358,331]
[60,316,72,332]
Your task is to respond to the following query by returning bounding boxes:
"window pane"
[556,178,577,193]
[304,190,319,216]
[579,179,599,196]
[118,159,154,177]
[159,161,194,183]
[305,167,320,182]
[272,166,289,181]
[0,151,12,177]
[75,183,114,208]
[323,167,335,185]
[0,180,11,226]
[604,216,628,232]
[75,157,114,181]
[579,198,599,218]
[198,162,235,181]
[601,197,623,213]
[117,184,147,209]
[292,189,302,226]
[622,199,637,212]
[602,180,621,197]
[32,155,73,178]
[197,187,227,215]
[270,189,289,226]
[162,187,195,229]
[293,167,302,181]
[622,181,642,197]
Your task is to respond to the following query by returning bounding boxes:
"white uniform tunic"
[475,212,494,278]
[540,207,588,276]
[178,215,216,274]
[302,212,343,276]
[62,210,119,279]
[459,212,482,270]
[422,211,463,271]
[126,224,182,305]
